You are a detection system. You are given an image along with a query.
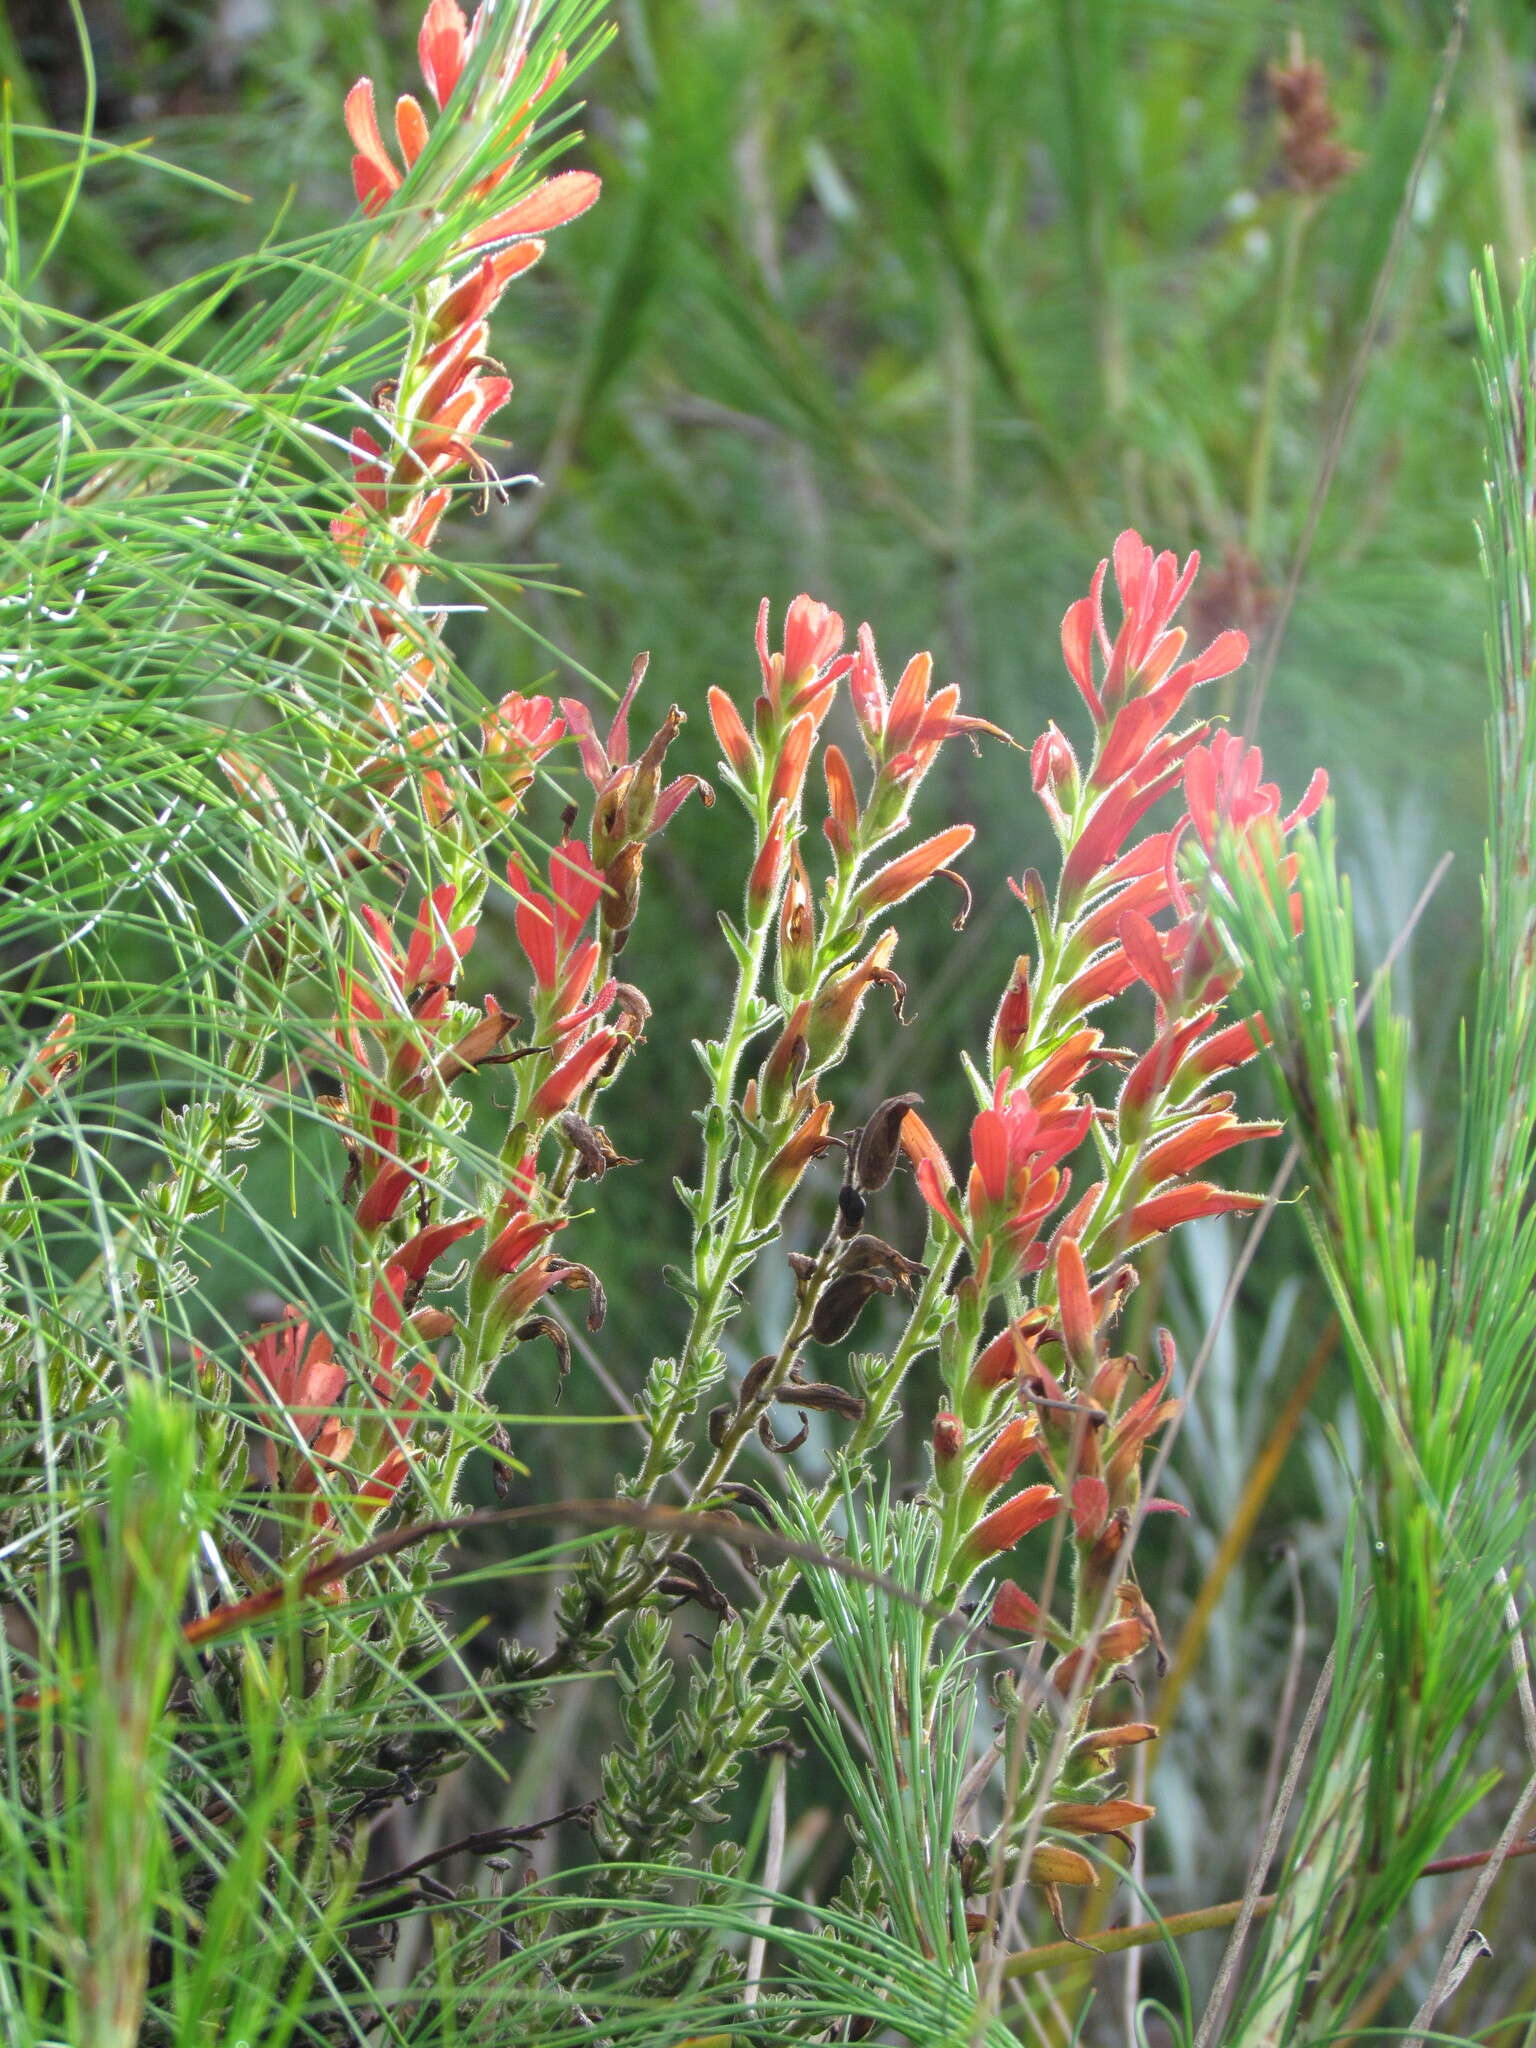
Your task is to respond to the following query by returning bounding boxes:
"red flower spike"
[754,595,851,739]
[1184,731,1329,863]
[783,595,845,691]
[507,842,604,1004]
[1090,629,1247,791]
[963,1079,1093,1277]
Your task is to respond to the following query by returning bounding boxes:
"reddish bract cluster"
[338,884,510,1234]
[332,0,601,635]
[240,1267,437,1527]
[917,532,1325,1628]
[917,1081,1093,1286]
[559,657,711,947]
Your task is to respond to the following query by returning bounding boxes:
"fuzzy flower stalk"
[322,0,599,863]
[897,532,1326,1930]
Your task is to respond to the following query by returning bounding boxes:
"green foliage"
[3,3,1536,2044]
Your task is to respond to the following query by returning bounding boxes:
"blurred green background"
[8,0,1534,2033]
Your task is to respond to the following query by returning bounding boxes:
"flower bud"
[600,842,645,935]
[822,743,860,864]
[932,1411,965,1484]
[709,684,755,779]
[1054,1238,1098,1377]
[804,931,905,1070]
[758,1001,811,1122]
[990,956,1032,1075]
[590,765,637,868]
[777,845,817,996]
[747,801,790,920]
[751,1100,834,1227]
[768,713,815,813]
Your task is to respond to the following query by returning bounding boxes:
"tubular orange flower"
[754,594,853,739]
[852,822,975,920]
[530,1029,620,1122]
[1053,1238,1097,1377]
[481,690,566,812]
[958,1483,1063,1570]
[752,1098,836,1225]
[963,1417,1043,1505]
[506,840,606,1024]
[804,929,906,1068]
[708,684,755,778]
[1118,1180,1267,1247]
[822,743,861,863]
[849,625,1007,800]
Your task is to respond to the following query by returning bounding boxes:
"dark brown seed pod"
[778,1377,866,1422]
[514,1315,571,1385]
[711,1479,774,1519]
[738,1353,781,1407]
[758,1410,810,1455]
[853,1092,923,1194]
[556,1111,637,1181]
[487,1419,517,1501]
[657,1552,734,1618]
[836,1181,867,1237]
[546,1261,606,1331]
[707,1404,733,1450]
[835,1233,928,1290]
[809,1270,892,1345]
